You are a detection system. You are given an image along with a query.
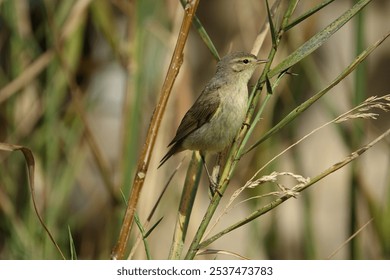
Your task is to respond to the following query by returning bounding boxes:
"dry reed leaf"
[0,142,65,259]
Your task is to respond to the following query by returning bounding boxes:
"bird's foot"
[208,179,222,197]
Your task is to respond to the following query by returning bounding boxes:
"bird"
[158,51,267,187]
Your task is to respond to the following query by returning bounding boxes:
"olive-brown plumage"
[159,52,266,168]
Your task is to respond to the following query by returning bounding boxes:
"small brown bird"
[159,51,266,183]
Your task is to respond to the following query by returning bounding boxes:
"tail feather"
[158,142,183,168]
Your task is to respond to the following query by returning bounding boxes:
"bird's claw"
[208,179,222,197]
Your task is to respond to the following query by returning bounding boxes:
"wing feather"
[168,82,222,146]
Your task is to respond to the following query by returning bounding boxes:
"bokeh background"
[1,0,390,259]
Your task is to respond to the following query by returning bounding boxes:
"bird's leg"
[212,153,221,183]
[200,153,222,197]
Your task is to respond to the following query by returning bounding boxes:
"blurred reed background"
[0,0,390,260]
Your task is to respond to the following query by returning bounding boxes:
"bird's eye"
[243,59,249,64]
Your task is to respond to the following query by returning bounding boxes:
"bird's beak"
[256,58,269,64]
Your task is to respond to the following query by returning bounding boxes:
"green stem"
[184,0,300,260]
[168,153,202,259]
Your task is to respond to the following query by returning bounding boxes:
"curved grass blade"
[134,212,152,259]
[284,0,336,32]
[266,0,371,81]
[265,0,277,47]
[129,160,181,259]
[68,226,77,260]
[179,0,219,60]
[0,142,66,259]
[244,30,390,155]
[144,216,164,239]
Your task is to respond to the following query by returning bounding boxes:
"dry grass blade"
[205,172,309,239]
[0,142,66,259]
[327,218,374,259]
[198,127,390,250]
[335,94,390,123]
[247,94,390,183]
[60,0,94,41]
[0,50,54,104]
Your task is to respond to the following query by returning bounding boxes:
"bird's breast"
[215,85,248,141]
[182,83,248,152]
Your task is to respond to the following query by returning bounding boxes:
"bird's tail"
[158,143,183,168]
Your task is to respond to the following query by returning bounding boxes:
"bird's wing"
[168,83,222,146]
